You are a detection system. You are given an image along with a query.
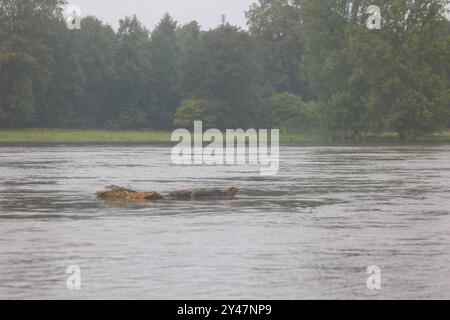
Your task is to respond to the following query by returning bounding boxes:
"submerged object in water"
[96,185,239,201]
[96,185,163,201]
[168,187,239,200]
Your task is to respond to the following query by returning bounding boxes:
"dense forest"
[0,0,449,140]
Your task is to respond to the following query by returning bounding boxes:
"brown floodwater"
[0,143,449,299]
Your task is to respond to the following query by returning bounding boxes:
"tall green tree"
[176,20,202,99]
[45,18,85,127]
[301,0,364,139]
[246,0,308,96]
[112,15,153,129]
[0,0,65,127]
[179,24,262,128]
[149,13,180,129]
[74,16,117,127]
[301,0,450,139]
[380,0,450,138]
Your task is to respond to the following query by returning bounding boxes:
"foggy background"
[66,0,254,30]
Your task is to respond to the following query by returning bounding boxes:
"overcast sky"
[66,0,255,31]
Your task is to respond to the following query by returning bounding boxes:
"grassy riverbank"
[0,129,450,143]
[0,129,171,143]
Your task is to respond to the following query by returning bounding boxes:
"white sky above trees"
[66,0,255,30]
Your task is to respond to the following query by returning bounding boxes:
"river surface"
[0,143,449,299]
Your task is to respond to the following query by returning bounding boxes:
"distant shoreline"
[0,129,450,144]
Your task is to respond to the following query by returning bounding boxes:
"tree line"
[0,0,449,140]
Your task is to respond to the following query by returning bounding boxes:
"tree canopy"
[0,0,449,140]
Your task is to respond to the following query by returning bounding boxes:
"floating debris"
[96,185,239,202]
[168,187,239,200]
[96,185,163,201]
